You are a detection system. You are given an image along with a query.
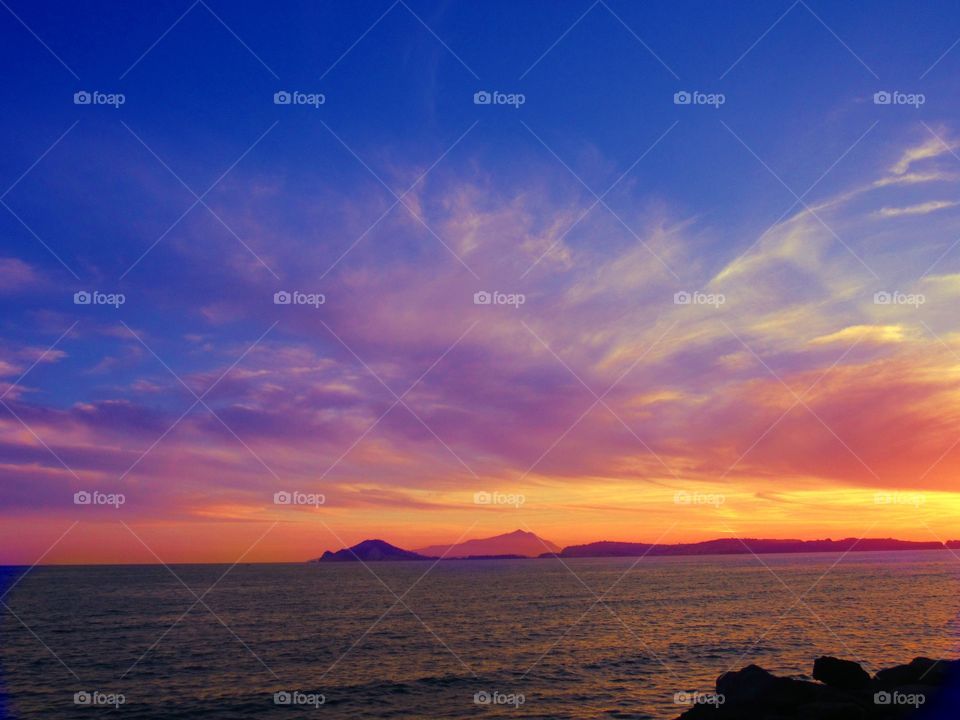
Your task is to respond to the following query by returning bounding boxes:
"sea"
[2,550,959,718]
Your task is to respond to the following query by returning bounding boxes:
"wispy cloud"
[875,200,959,217]
[4,128,960,561]
[889,134,958,175]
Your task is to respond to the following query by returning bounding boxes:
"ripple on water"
[1,552,959,718]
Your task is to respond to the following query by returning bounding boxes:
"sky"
[2,0,960,564]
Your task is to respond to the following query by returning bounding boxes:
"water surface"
[2,551,959,718]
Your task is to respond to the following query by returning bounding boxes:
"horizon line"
[6,534,956,568]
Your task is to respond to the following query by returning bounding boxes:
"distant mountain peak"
[414,529,559,558]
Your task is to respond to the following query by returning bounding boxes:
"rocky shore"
[676,656,960,719]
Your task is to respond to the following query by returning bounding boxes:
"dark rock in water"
[795,700,867,720]
[716,663,849,708]
[813,656,871,690]
[311,539,435,562]
[715,664,776,704]
[873,659,927,688]
[676,656,960,719]
[873,657,956,688]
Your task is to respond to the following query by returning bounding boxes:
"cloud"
[889,134,957,175]
[4,130,960,557]
[809,324,906,346]
[873,171,958,187]
[875,200,959,217]
[0,257,44,294]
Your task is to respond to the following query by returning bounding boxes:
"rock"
[873,657,932,686]
[716,664,776,704]
[674,656,960,720]
[704,664,853,718]
[768,675,840,706]
[873,656,957,688]
[795,700,867,720]
[813,656,871,690]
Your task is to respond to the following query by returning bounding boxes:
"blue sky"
[1,2,955,275]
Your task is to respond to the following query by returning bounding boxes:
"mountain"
[312,539,435,562]
[552,537,946,558]
[415,529,560,558]
[311,535,953,563]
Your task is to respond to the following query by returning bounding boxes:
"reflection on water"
[2,551,959,718]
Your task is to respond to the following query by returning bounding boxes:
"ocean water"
[1,550,959,718]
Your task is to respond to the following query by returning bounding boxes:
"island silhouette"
[312,531,957,562]
[414,529,561,558]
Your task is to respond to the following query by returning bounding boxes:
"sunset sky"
[2,0,960,564]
